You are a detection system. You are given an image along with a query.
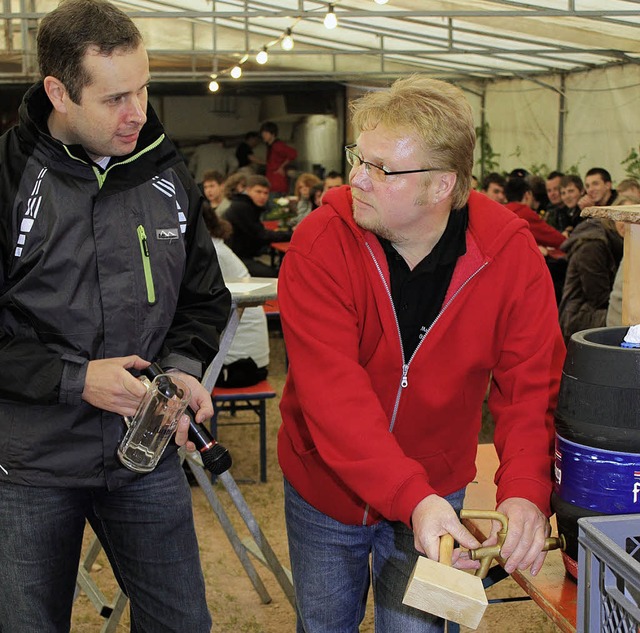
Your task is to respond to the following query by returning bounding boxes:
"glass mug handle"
[123,375,153,429]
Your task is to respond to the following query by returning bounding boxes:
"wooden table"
[464,444,577,632]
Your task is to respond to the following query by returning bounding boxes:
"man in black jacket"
[0,1,230,631]
[223,174,292,277]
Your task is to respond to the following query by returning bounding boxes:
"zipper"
[62,134,166,190]
[137,225,156,304]
[360,241,489,526]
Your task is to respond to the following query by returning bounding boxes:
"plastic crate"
[577,515,640,632]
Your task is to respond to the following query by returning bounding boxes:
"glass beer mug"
[117,373,191,473]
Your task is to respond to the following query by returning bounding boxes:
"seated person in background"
[223,175,292,278]
[309,183,325,210]
[606,193,640,326]
[322,170,344,197]
[528,175,550,214]
[480,172,506,203]
[202,169,225,213]
[617,178,640,198]
[292,172,322,226]
[559,213,624,343]
[202,207,269,387]
[217,172,247,217]
[578,167,617,210]
[545,171,564,217]
[505,177,565,250]
[547,174,584,233]
[506,177,567,304]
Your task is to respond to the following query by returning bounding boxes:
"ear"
[433,171,457,203]
[43,76,69,114]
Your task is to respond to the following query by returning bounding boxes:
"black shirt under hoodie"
[379,205,468,360]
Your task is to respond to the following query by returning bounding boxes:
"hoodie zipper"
[361,240,489,525]
[137,225,156,304]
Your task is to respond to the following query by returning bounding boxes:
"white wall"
[150,91,344,183]
[480,65,640,184]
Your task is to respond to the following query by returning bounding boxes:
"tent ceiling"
[2,0,640,87]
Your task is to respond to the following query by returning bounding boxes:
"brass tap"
[460,509,565,579]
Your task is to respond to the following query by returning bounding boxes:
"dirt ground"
[71,333,563,632]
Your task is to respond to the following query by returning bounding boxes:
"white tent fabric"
[2,0,640,180]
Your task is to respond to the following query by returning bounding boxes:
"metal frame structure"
[2,0,640,87]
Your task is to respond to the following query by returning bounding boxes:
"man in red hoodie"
[278,76,565,632]
[504,177,566,250]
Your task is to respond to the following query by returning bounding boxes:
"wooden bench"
[211,380,277,483]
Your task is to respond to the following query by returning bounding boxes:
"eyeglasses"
[344,144,443,183]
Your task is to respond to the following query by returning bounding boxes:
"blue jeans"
[0,455,211,633]
[284,479,466,633]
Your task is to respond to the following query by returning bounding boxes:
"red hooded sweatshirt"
[278,187,565,527]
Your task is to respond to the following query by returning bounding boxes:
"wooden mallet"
[402,534,488,630]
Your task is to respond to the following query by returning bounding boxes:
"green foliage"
[528,163,551,178]
[564,161,583,176]
[622,146,640,180]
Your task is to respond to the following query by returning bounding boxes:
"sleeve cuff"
[59,353,89,406]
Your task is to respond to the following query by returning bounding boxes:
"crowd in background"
[189,119,636,360]
[478,167,638,342]
[190,122,345,388]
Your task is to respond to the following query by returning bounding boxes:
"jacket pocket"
[136,225,156,304]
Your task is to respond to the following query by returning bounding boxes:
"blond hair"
[350,75,476,209]
[294,172,321,197]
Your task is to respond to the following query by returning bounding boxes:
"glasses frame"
[344,144,444,180]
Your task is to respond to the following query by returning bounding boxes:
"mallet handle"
[439,534,454,566]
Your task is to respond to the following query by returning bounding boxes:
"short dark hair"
[259,121,278,136]
[509,168,529,179]
[246,175,270,189]
[504,177,531,203]
[245,131,260,141]
[202,203,232,240]
[585,167,612,183]
[560,174,584,191]
[324,171,343,181]
[202,170,225,185]
[481,172,506,191]
[37,0,142,104]
[546,171,564,181]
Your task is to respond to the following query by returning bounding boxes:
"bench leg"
[259,400,267,483]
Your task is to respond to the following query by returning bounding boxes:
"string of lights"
[208,0,389,92]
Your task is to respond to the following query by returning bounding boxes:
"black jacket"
[0,83,231,488]
[558,218,623,342]
[223,193,291,259]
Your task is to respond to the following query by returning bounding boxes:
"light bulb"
[208,79,219,92]
[324,6,337,29]
[281,28,294,51]
[230,65,242,79]
[374,0,389,4]
[256,47,268,65]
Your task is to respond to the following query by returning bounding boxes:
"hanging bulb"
[281,28,294,51]
[208,74,219,92]
[256,46,268,65]
[374,0,389,4]
[230,65,242,79]
[324,5,338,29]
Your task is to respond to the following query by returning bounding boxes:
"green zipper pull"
[137,225,156,304]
